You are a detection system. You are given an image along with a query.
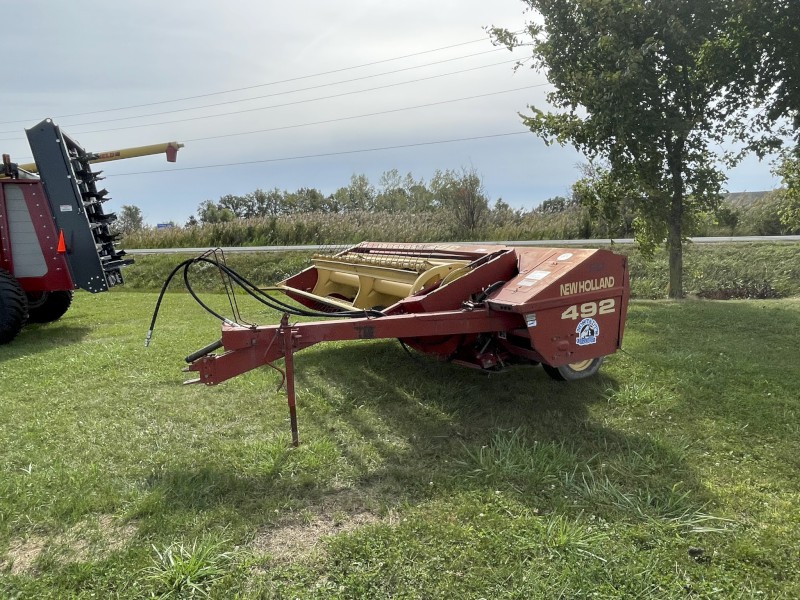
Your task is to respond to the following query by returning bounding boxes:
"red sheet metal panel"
[0,180,74,292]
[488,248,629,367]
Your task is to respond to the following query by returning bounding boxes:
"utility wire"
[7,84,544,163]
[0,58,522,141]
[35,49,507,131]
[59,60,523,138]
[111,131,531,176]
[0,36,509,126]
[181,84,545,144]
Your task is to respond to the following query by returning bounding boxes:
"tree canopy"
[492,0,791,297]
[718,0,800,154]
[113,204,145,235]
[777,155,800,231]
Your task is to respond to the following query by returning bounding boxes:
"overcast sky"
[1,0,781,225]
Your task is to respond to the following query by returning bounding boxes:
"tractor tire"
[0,269,28,345]
[26,290,74,324]
[543,357,604,381]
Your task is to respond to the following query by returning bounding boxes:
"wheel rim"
[567,359,594,372]
[26,292,48,309]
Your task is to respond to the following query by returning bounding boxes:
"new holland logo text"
[560,276,615,296]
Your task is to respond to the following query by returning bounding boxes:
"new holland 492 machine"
[154,241,631,446]
[0,119,181,344]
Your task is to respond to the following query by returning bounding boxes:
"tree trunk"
[667,144,685,299]
[666,195,683,299]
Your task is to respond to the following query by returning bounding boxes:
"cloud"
[0,0,777,225]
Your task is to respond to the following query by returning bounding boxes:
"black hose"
[145,252,383,347]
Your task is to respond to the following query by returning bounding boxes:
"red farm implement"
[0,119,181,344]
[158,242,630,446]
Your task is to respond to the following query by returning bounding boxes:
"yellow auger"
[17,141,184,173]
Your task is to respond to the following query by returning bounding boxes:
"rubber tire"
[26,290,74,324]
[0,269,28,345]
[543,357,605,381]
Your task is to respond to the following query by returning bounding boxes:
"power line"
[64,50,506,130]
[182,85,545,143]
[7,84,545,163]
[111,131,531,176]
[61,60,523,138]
[0,36,505,126]
[0,58,522,141]
[0,48,506,136]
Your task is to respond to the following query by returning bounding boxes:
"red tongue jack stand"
[280,315,301,448]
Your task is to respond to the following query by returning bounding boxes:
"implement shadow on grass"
[137,337,714,536]
[0,325,91,363]
[297,340,606,465]
[298,341,711,502]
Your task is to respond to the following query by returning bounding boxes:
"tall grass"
[122,196,797,249]
[119,242,800,300]
[144,538,236,598]
[121,209,597,248]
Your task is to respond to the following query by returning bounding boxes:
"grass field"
[1,286,799,597]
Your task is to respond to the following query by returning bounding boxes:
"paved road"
[124,236,800,255]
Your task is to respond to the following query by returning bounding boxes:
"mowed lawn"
[0,290,798,598]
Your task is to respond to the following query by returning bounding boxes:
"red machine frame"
[180,243,630,446]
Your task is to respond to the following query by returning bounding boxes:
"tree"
[283,187,333,213]
[197,199,235,224]
[403,173,436,212]
[345,174,377,212]
[777,155,800,233]
[536,195,572,214]
[571,162,642,240]
[717,0,800,155]
[218,194,256,219]
[492,0,742,298]
[114,204,144,235]
[249,188,285,216]
[431,167,489,234]
[489,198,522,227]
[714,205,740,234]
[375,169,410,212]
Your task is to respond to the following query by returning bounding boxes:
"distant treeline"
[121,168,799,249]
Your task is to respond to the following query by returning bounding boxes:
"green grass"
[1,288,799,598]
[122,242,800,300]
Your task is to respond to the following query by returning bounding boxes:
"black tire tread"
[27,290,74,324]
[0,269,28,344]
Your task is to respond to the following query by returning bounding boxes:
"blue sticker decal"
[576,318,599,346]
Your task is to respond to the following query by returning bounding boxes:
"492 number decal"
[561,299,616,320]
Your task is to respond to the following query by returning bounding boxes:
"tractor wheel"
[543,357,604,381]
[0,269,28,345]
[26,291,74,324]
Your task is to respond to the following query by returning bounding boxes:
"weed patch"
[144,538,235,598]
